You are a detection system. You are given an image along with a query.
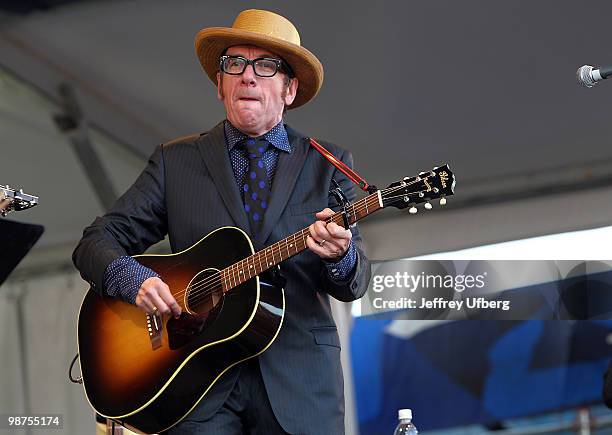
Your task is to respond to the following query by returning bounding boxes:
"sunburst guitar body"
[78,227,285,434]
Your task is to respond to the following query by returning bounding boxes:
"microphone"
[577,64,612,87]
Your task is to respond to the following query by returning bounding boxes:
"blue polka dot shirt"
[103,120,357,303]
[224,119,289,194]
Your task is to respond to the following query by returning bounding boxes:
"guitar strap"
[308,138,377,194]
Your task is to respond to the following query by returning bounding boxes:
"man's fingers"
[137,277,181,317]
[312,220,332,241]
[315,208,334,219]
[136,294,156,314]
[326,222,352,240]
[312,221,351,248]
[306,234,325,256]
[148,291,172,316]
[157,283,182,317]
[307,235,345,259]
[307,210,352,260]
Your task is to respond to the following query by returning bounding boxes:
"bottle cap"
[398,409,412,420]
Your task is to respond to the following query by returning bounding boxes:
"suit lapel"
[196,122,251,232]
[257,125,309,245]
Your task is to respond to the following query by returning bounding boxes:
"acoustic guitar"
[77,165,455,434]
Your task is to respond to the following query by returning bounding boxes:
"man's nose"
[241,64,257,84]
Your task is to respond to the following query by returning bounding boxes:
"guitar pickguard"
[166,302,223,350]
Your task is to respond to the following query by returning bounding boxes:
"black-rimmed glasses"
[219,55,293,78]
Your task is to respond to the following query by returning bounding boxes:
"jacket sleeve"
[72,145,168,295]
[319,149,371,302]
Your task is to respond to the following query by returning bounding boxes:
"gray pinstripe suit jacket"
[73,121,371,434]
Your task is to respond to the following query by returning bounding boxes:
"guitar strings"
[166,177,440,308]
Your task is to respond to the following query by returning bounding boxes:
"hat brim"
[195,27,324,109]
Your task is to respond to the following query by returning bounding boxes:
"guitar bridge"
[146,312,163,350]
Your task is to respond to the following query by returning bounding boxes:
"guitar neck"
[220,192,383,291]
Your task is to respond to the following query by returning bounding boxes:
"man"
[73,9,370,435]
[0,197,10,214]
[1,187,12,215]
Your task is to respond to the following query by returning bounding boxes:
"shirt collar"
[224,120,292,153]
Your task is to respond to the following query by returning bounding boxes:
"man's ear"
[217,72,223,100]
[284,77,299,106]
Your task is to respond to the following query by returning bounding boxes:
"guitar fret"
[229,264,233,288]
[237,260,244,285]
[257,249,263,274]
[232,263,237,287]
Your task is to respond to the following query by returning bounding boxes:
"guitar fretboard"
[220,192,382,291]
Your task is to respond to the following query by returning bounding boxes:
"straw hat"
[194,9,324,109]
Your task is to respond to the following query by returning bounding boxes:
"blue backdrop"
[351,319,612,433]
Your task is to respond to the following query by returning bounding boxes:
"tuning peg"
[424,202,432,210]
[439,197,447,206]
[409,206,418,214]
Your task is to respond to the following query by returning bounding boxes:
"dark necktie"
[242,138,271,236]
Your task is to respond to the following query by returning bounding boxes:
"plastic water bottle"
[393,409,418,434]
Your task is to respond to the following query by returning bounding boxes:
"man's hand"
[306,208,352,260]
[0,197,12,213]
[135,277,182,318]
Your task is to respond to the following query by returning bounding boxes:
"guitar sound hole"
[185,269,224,315]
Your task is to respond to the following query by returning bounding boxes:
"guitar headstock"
[0,185,39,217]
[380,164,455,213]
